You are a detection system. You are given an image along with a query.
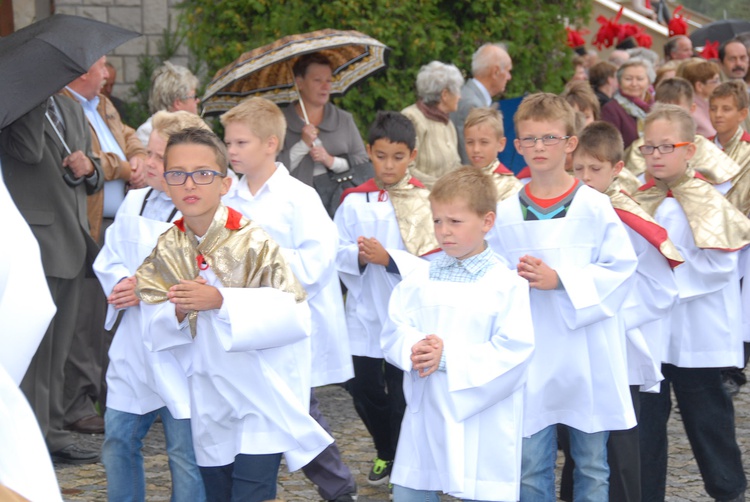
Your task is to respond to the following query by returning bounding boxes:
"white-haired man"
[451,43,512,164]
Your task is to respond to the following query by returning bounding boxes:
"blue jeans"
[640,364,747,501]
[521,424,609,502]
[392,484,485,502]
[200,453,282,502]
[102,407,205,502]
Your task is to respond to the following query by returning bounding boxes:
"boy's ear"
[564,135,579,153]
[220,174,232,196]
[689,102,697,114]
[408,147,418,163]
[267,134,280,153]
[497,137,507,153]
[685,141,697,161]
[513,138,523,155]
[482,211,496,232]
[740,107,749,122]
[613,160,625,176]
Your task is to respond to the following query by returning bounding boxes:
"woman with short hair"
[401,61,464,188]
[600,59,655,148]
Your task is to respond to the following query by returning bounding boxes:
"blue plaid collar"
[431,243,494,276]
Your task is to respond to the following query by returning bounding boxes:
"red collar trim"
[173,207,244,233]
[494,162,513,175]
[614,208,683,268]
[340,177,425,203]
[742,130,750,143]
[516,166,531,179]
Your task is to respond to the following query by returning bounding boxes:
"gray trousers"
[21,267,85,452]
[63,276,107,425]
[303,389,357,500]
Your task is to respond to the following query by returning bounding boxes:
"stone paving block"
[56,384,749,501]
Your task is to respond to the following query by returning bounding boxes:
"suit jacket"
[60,89,146,242]
[0,95,103,280]
[451,79,491,164]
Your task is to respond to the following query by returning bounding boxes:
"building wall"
[13,0,189,102]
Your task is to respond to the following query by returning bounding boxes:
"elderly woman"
[135,62,201,146]
[401,61,463,187]
[600,59,655,148]
[279,53,368,188]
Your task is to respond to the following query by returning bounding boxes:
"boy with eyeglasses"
[487,93,638,502]
[634,104,750,502]
[135,127,333,502]
[623,77,741,194]
[95,111,208,502]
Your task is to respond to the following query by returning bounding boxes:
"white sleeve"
[140,301,194,352]
[329,156,350,174]
[289,140,310,172]
[214,288,311,352]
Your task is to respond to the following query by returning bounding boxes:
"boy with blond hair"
[634,104,750,502]
[95,110,210,501]
[624,78,741,194]
[463,107,522,201]
[135,127,332,501]
[712,81,750,214]
[335,111,440,488]
[382,166,534,502]
[220,97,357,502]
[571,121,682,502]
[487,93,637,501]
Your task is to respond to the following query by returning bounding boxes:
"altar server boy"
[634,104,750,502]
[136,127,332,502]
[334,111,440,485]
[486,93,638,501]
[221,97,357,502]
[381,166,534,502]
[94,111,207,502]
[572,121,682,502]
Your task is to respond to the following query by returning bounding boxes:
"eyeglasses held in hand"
[518,135,571,148]
[637,142,691,155]
[163,170,225,186]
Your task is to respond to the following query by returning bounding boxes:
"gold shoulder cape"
[722,129,750,215]
[625,135,741,184]
[605,179,683,267]
[136,204,306,337]
[482,160,523,202]
[617,166,642,195]
[341,173,440,256]
[633,168,750,250]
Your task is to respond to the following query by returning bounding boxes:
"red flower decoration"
[566,26,588,49]
[594,7,652,49]
[668,6,689,36]
[701,40,719,60]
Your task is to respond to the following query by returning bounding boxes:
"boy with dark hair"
[334,111,440,487]
[136,127,332,502]
[571,121,682,502]
[487,93,638,501]
[712,81,750,214]
[634,104,750,502]
[382,166,534,502]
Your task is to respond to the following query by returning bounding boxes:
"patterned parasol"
[201,29,389,115]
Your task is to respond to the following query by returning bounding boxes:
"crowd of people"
[3,24,750,502]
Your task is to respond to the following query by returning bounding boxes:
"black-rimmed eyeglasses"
[163,170,225,186]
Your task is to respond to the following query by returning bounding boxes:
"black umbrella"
[0,14,139,129]
[689,19,750,47]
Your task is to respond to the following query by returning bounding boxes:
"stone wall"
[36,0,190,102]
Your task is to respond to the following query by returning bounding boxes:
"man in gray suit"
[0,94,103,464]
[451,43,513,164]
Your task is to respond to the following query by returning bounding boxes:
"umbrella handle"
[298,94,311,125]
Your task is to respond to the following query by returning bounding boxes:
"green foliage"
[177,0,589,132]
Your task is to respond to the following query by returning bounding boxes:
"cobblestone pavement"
[56,384,750,501]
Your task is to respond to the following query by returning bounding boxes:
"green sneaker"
[367,457,393,485]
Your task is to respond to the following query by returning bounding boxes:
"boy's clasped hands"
[358,236,389,266]
[411,335,444,378]
[517,255,560,290]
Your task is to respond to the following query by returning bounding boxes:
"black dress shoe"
[50,444,100,465]
[66,414,105,434]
